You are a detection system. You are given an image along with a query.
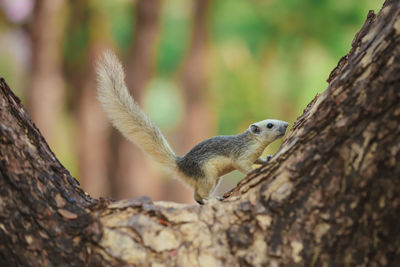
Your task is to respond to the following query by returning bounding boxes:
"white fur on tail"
[96,51,178,172]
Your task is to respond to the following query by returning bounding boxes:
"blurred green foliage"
[0,0,385,178]
[208,0,383,133]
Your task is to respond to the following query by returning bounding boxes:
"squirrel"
[96,51,289,204]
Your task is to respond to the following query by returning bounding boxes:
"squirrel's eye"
[267,123,273,129]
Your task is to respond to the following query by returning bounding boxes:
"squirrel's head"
[248,119,289,144]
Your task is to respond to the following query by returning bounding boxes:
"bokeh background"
[0,0,383,204]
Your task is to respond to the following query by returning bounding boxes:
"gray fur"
[176,131,253,178]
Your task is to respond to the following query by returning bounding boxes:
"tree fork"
[1,1,400,266]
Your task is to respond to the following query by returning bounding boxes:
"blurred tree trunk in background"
[73,2,113,198]
[27,0,66,147]
[166,0,214,201]
[180,0,213,152]
[110,0,165,200]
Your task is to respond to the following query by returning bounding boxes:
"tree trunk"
[27,0,66,147]
[167,0,215,202]
[179,0,213,151]
[1,1,400,266]
[73,1,113,198]
[110,0,166,201]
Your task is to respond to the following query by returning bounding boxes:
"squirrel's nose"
[280,122,289,133]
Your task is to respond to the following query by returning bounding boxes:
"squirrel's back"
[177,132,253,178]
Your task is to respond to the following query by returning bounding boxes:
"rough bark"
[0,79,96,266]
[1,1,400,266]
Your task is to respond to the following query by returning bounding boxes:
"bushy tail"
[96,51,178,172]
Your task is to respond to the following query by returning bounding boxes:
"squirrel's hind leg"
[194,177,218,205]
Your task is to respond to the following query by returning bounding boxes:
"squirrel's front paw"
[196,197,225,205]
[195,199,205,205]
[216,196,225,201]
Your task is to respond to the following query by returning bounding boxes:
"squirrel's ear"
[250,124,261,134]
